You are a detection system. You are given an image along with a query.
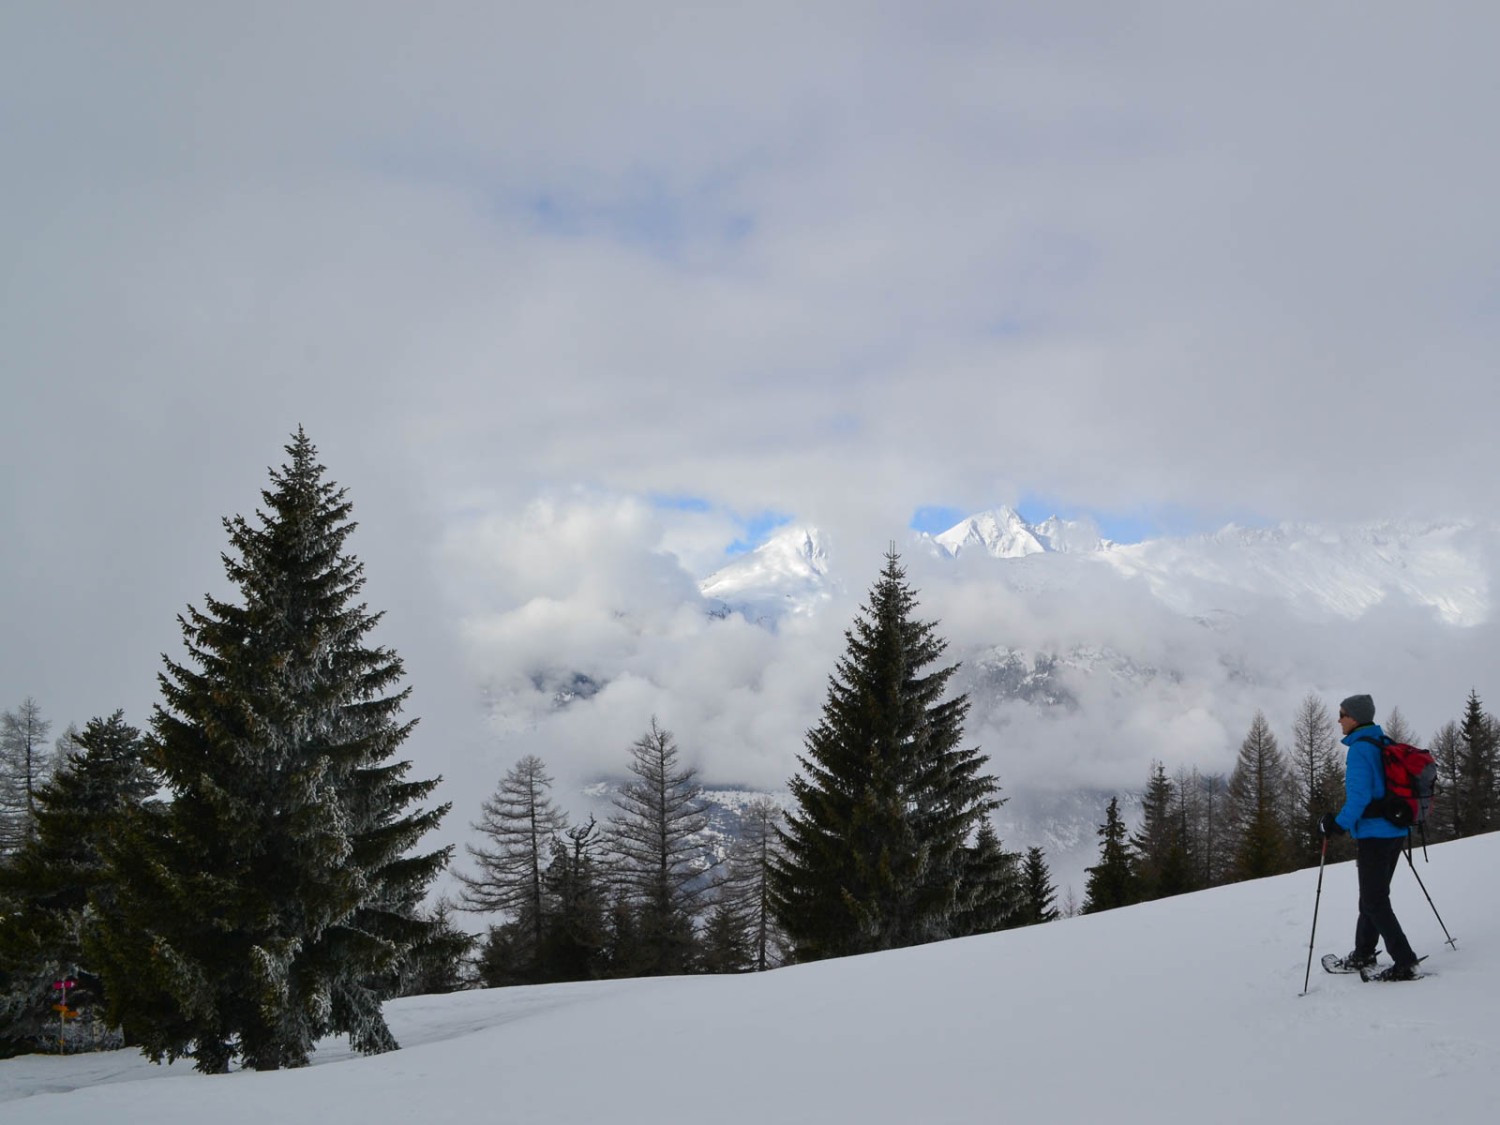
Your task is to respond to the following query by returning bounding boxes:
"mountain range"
[701,506,1490,628]
[689,507,1495,893]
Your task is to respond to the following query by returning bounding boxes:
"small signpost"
[52,977,78,1049]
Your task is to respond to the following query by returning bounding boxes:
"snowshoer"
[1318,694,1424,982]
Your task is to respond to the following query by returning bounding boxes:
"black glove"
[1319,812,1346,837]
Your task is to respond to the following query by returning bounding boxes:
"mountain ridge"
[700,507,1491,628]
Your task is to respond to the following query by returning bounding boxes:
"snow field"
[3,832,1496,1124]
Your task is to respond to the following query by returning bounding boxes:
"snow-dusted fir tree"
[455,755,568,978]
[92,430,449,1073]
[605,719,710,976]
[770,549,1003,960]
[0,698,53,856]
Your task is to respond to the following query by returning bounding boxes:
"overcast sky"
[4,4,1499,855]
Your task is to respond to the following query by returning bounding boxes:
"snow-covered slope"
[6,832,1496,1124]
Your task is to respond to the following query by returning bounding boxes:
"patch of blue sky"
[727,510,793,556]
[358,139,756,260]
[909,506,969,535]
[985,316,1032,337]
[908,497,1273,545]
[522,183,754,262]
[647,494,790,557]
[648,492,715,514]
[1014,496,1274,544]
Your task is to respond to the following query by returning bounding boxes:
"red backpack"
[1358,736,1437,829]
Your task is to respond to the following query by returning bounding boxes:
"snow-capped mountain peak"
[933,507,1044,559]
[700,525,833,621]
[931,507,1106,559]
[701,509,1490,629]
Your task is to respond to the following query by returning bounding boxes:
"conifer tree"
[737,798,788,971]
[1227,712,1292,880]
[1018,846,1059,925]
[1082,797,1137,913]
[1383,706,1417,745]
[455,755,568,979]
[1289,694,1345,867]
[538,819,607,981]
[1427,720,1463,841]
[601,890,646,978]
[1454,690,1499,838]
[0,711,155,1050]
[950,820,1022,936]
[1131,762,1193,899]
[1184,770,1231,886]
[704,798,787,972]
[0,698,53,856]
[605,718,709,976]
[699,891,754,974]
[770,550,1002,960]
[1165,767,1209,892]
[91,429,449,1072]
[394,900,476,997]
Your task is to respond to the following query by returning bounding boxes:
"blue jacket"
[1335,723,1409,839]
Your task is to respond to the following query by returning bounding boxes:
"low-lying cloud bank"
[434,495,1500,835]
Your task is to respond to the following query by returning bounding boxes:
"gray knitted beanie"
[1340,694,1376,725]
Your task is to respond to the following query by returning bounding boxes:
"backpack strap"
[1349,733,1389,799]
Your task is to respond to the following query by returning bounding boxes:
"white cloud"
[5,2,1500,860]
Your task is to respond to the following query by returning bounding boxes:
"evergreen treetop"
[771,549,1001,960]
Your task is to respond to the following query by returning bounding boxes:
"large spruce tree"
[92,430,449,1072]
[770,549,1003,960]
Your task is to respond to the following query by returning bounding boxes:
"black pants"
[1355,835,1418,967]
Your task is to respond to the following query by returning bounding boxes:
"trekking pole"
[1301,837,1328,995]
[1403,847,1457,950]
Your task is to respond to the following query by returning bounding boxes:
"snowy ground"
[3,832,1496,1124]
